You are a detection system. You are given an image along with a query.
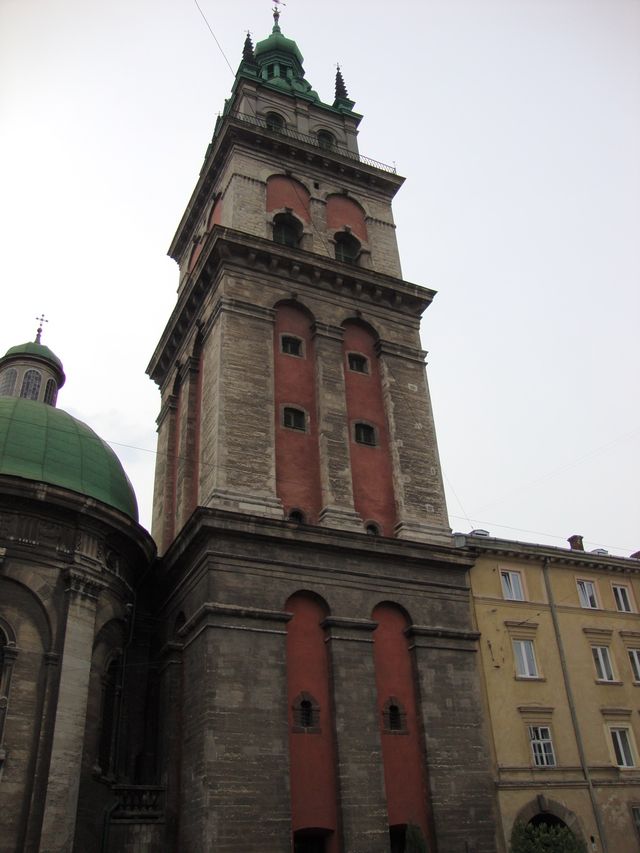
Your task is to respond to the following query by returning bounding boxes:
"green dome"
[4,341,65,382]
[255,28,303,65]
[0,397,138,520]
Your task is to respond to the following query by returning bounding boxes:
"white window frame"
[513,639,539,678]
[501,570,525,601]
[529,725,556,767]
[632,805,640,837]
[628,649,640,682]
[593,645,615,682]
[577,579,599,609]
[610,726,635,768]
[613,583,634,613]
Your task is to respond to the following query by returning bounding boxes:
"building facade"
[462,531,640,852]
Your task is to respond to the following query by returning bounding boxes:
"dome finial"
[35,313,48,344]
[272,1,285,32]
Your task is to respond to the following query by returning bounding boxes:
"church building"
[5,10,638,853]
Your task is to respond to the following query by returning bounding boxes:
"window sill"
[515,676,546,682]
[595,680,623,686]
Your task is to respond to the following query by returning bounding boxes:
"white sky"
[1,0,638,556]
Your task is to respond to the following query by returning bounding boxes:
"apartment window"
[592,645,615,681]
[347,352,368,373]
[513,639,539,678]
[501,570,525,601]
[281,335,303,357]
[354,422,376,446]
[632,805,640,837]
[283,407,306,431]
[529,725,556,767]
[613,584,634,613]
[628,649,640,682]
[610,727,635,768]
[577,579,598,609]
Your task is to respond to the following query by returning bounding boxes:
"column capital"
[65,570,104,601]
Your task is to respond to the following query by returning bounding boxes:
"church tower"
[147,13,497,853]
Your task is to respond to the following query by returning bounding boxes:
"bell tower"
[148,10,449,554]
[147,13,497,853]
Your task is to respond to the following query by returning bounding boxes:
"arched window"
[334,232,360,264]
[0,626,17,764]
[98,655,122,778]
[317,130,335,150]
[383,696,407,733]
[283,407,306,431]
[365,522,380,536]
[266,111,285,132]
[20,369,41,400]
[292,692,320,732]
[273,212,302,248]
[0,368,17,397]
[288,509,305,524]
[43,379,57,406]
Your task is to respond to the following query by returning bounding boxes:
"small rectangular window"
[577,579,598,609]
[592,646,615,681]
[283,407,306,431]
[513,639,538,678]
[281,335,302,356]
[529,725,556,767]
[501,570,525,601]
[613,584,634,613]
[610,727,635,767]
[354,422,376,446]
[347,353,368,373]
[629,649,640,682]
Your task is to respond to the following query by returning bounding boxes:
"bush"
[510,821,587,853]
[405,823,428,853]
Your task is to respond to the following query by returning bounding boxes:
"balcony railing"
[227,110,397,174]
[111,785,165,821]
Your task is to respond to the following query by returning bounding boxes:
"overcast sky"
[1,0,638,556]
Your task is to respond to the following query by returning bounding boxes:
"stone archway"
[513,795,586,842]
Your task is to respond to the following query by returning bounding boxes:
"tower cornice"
[148,227,435,387]
[168,110,402,264]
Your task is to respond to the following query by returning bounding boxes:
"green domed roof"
[255,26,303,65]
[0,397,138,519]
[4,341,65,381]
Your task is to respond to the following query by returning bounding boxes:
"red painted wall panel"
[342,322,397,535]
[372,603,431,840]
[286,593,339,851]
[274,303,322,523]
[326,195,368,244]
[266,175,311,222]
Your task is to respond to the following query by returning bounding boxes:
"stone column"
[323,617,389,853]
[408,625,497,853]
[175,356,202,529]
[313,323,362,532]
[178,603,292,853]
[39,573,102,853]
[151,393,179,554]
[378,340,450,545]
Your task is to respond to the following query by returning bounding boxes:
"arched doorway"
[529,813,568,829]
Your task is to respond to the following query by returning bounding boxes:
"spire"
[272,2,283,32]
[242,31,256,65]
[35,313,48,344]
[333,63,356,112]
[335,64,349,100]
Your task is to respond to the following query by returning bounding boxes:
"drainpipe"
[542,558,608,851]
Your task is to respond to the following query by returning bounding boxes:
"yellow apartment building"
[457,531,640,853]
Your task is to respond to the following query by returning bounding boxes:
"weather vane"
[35,313,48,343]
